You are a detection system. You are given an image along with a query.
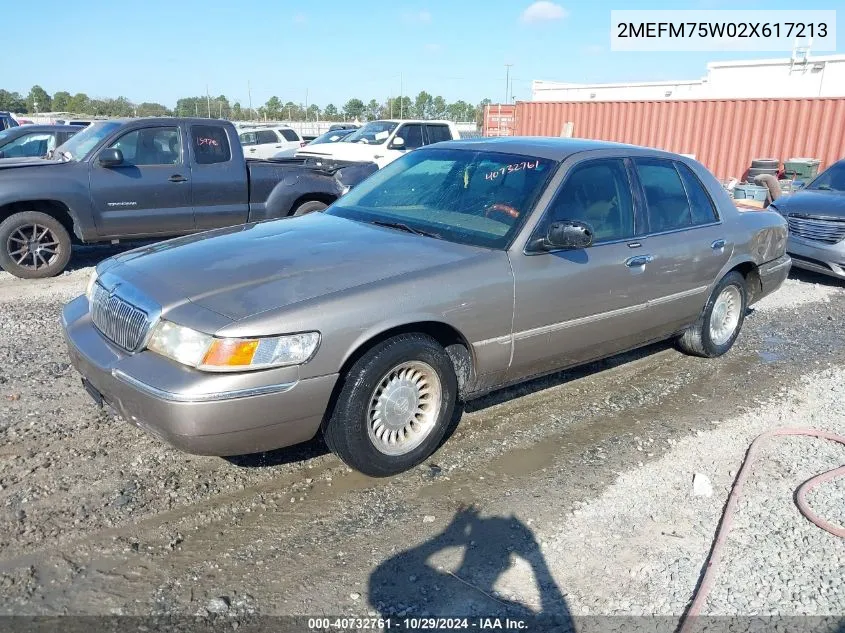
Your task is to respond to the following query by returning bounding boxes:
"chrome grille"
[787,215,845,245]
[90,283,151,351]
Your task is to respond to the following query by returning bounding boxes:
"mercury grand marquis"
[63,138,791,476]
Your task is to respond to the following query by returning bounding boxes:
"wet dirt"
[0,264,843,619]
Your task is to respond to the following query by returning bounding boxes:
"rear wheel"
[0,211,72,279]
[322,333,458,477]
[293,200,328,216]
[677,271,747,358]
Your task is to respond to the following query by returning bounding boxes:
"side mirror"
[390,136,405,149]
[544,220,594,250]
[0,150,5,159]
[98,148,124,167]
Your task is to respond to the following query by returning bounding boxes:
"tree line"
[1,85,491,124]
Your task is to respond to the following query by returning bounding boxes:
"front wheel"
[0,211,72,279]
[322,333,458,477]
[293,200,328,216]
[677,271,747,358]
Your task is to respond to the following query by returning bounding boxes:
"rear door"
[629,158,731,334]
[277,128,303,152]
[189,124,249,230]
[508,157,654,380]
[88,125,194,237]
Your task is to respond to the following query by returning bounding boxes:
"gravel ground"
[0,254,842,629]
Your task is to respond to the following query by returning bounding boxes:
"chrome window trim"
[111,369,297,403]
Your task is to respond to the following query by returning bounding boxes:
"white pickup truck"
[296,119,460,168]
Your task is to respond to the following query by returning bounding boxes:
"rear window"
[191,125,231,165]
[279,129,300,142]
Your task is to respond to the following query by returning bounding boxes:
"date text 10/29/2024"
[308,617,529,630]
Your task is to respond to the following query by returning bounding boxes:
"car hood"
[775,189,845,218]
[0,156,60,169]
[107,213,483,322]
[296,141,383,163]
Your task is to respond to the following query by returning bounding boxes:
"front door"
[508,158,653,380]
[89,125,194,237]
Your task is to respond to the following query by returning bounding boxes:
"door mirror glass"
[390,136,405,149]
[98,148,124,167]
[545,220,594,250]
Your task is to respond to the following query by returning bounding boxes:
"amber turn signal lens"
[202,339,259,367]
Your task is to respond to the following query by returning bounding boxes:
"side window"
[397,124,424,150]
[255,130,278,145]
[191,125,231,165]
[2,133,53,157]
[635,159,692,233]
[425,125,452,144]
[239,132,256,146]
[279,129,300,142]
[676,162,719,225]
[109,127,180,166]
[543,159,635,243]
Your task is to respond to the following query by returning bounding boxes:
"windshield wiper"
[370,220,441,239]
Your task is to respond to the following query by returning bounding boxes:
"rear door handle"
[711,239,726,250]
[625,255,654,267]
[168,174,188,183]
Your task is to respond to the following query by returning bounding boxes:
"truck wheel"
[322,333,458,477]
[0,211,72,279]
[293,200,328,216]
[677,271,747,358]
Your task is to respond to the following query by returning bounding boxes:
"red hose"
[678,428,845,633]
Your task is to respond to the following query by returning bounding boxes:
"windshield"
[311,130,353,145]
[0,128,19,146]
[54,121,122,161]
[807,162,845,193]
[341,121,398,145]
[327,147,557,249]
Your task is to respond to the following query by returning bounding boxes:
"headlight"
[86,269,99,301]
[146,320,320,372]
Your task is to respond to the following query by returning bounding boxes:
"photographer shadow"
[368,506,574,631]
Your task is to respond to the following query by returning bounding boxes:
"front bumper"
[62,296,338,456]
[787,236,845,279]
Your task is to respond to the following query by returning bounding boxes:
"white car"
[296,120,459,168]
[240,127,304,159]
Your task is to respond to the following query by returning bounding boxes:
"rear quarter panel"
[684,158,789,282]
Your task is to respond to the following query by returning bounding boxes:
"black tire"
[677,271,748,358]
[750,158,779,169]
[293,200,328,216]
[0,211,72,279]
[747,167,778,178]
[322,333,458,477]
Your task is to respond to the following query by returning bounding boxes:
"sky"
[4,0,842,110]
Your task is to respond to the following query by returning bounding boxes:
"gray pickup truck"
[0,117,376,278]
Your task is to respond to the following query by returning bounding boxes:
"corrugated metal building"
[512,97,845,180]
[482,104,516,137]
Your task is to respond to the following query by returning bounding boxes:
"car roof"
[431,136,680,161]
[3,124,79,134]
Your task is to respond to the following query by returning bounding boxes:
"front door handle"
[711,239,726,250]
[625,255,654,268]
[168,174,188,183]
